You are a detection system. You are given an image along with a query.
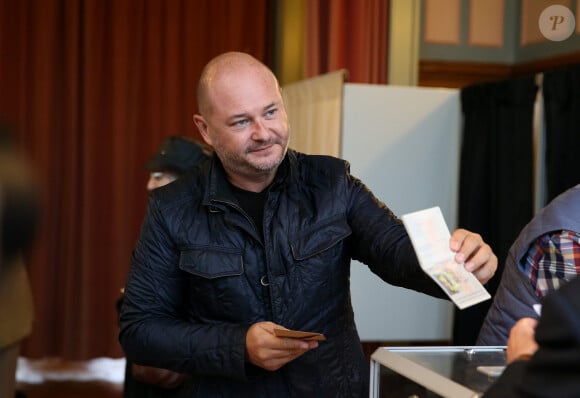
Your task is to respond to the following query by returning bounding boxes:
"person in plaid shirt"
[477,184,580,346]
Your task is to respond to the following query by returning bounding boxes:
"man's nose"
[251,119,269,140]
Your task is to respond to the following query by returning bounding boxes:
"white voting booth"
[283,73,459,341]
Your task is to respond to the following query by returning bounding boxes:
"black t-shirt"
[229,183,268,237]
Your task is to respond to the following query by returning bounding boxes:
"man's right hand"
[506,317,539,364]
[245,321,319,371]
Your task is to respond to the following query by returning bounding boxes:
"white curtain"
[282,69,347,156]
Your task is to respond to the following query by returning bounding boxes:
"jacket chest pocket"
[286,216,352,308]
[179,247,244,279]
[178,247,252,321]
[289,216,352,261]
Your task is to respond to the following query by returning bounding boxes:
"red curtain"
[0,0,273,360]
[305,0,389,84]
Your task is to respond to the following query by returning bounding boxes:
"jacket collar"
[203,150,297,206]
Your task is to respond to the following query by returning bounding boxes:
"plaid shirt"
[520,230,580,298]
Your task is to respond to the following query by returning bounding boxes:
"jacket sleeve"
[119,196,249,381]
[482,360,528,397]
[344,172,446,299]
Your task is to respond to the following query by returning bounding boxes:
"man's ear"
[193,114,212,147]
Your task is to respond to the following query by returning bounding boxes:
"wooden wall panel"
[469,0,504,47]
[424,0,461,44]
[419,52,580,88]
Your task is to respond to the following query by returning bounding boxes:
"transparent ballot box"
[370,346,506,398]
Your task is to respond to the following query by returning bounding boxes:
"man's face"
[146,171,178,191]
[195,66,289,184]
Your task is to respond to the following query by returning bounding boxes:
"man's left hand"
[450,228,498,285]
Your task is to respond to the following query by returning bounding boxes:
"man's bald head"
[196,52,280,117]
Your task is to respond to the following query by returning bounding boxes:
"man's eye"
[265,109,277,118]
[232,119,249,127]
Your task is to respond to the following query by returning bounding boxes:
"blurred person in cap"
[121,135,210,398]
[145,136,210,191]
[0,123,40,398]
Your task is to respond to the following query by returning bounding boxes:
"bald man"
[120,52,497,397]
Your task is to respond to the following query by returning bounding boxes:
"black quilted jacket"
[119,150,443,397]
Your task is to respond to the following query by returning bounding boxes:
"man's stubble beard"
[216,138,288,178]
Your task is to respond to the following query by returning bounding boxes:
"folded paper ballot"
[476,365,505,377]
[273,328,326,341]
[401,206,491,310]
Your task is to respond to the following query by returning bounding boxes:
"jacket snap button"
[260,275,270,286]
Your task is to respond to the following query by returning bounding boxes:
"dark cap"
[145,136,209,174]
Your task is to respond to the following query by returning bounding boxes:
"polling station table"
[370,346,507,397]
